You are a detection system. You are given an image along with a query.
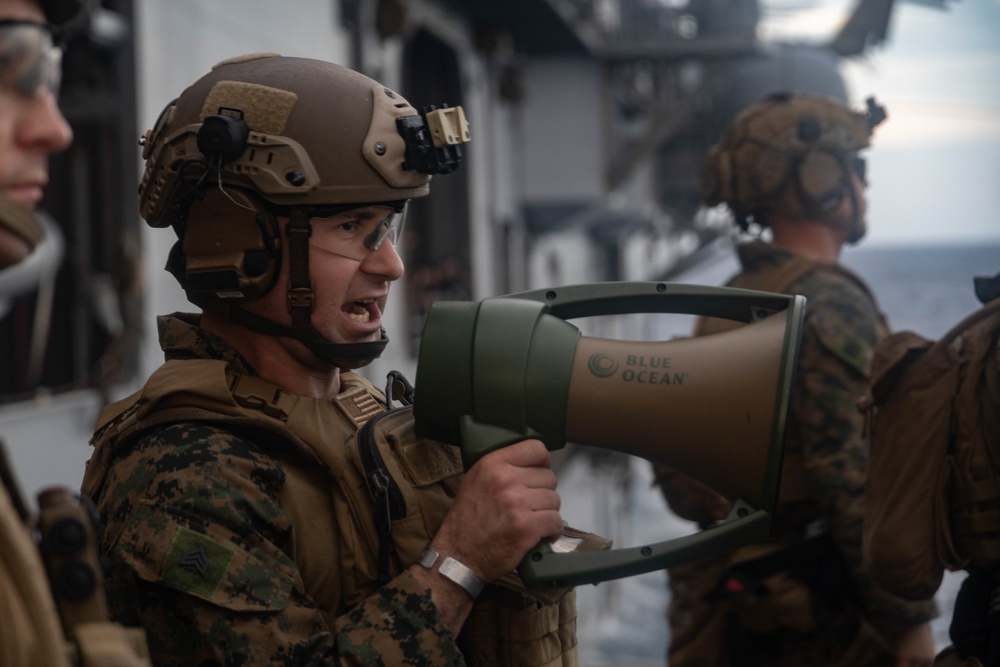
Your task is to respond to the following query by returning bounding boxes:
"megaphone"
[414,281,805,588]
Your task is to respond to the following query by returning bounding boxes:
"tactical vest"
[84,359,583,667]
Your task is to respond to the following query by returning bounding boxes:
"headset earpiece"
[798,151,846,212]
[179,188,280,302]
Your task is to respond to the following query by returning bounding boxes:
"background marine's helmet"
[700,92,885,229]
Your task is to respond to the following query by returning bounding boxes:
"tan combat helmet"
[701,92,886,233]
[137,53,470,367]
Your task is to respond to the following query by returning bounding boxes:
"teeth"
[347,300,372,322]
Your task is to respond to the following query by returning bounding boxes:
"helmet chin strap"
[300,332,389,370]
[220,305,389,369]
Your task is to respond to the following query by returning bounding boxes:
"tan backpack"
[862,296,1000,601]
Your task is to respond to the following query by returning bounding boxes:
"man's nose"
[362,238,405,281]
[19,91,74,154]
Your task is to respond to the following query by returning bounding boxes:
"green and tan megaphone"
[414,281,805,589]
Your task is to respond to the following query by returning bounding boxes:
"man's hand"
[409,439,563,632]
[435,438,563,580]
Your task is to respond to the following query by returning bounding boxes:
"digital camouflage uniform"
[82,313,579,666]
[654,241,937,666]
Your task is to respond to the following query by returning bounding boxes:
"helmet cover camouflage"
[701,93,884,226]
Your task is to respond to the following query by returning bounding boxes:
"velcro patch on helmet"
[211,52,281,70]
[201,81,297,136]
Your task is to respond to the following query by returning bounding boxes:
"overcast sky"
[761,0,1000,245]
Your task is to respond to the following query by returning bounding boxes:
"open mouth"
[344,298,376,323]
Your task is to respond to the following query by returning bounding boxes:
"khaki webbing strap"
[0,192,44,248]
[462,588,579,667]
[74,622,150,667]
[229,372,297,421]
[0,441,31,522]
[730,246,878,309]
[738,253,817,296]
[285,209,313,328]
[0,469,72,667]
[694,249,816,338]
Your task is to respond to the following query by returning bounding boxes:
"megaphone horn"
[414,281,805,588]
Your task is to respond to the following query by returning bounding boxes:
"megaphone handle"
[459,415,548,468]
[517,501,771,589]
[457,418,772,588]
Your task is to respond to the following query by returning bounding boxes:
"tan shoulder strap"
[731,252,816,294]
[695,253,818,337]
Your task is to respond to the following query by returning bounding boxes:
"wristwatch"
[416,548,485,599]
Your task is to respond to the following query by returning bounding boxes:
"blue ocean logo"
[587,353,618,378]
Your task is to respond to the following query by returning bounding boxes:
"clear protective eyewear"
[307,204,406,261]
[0,19,63,97]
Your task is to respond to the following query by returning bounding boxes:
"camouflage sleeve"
[93,423,465,666]
[789,272,936,639]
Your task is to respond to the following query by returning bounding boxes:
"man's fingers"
[490,438,552,468]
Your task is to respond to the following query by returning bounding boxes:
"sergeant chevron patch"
[161,526,234,598]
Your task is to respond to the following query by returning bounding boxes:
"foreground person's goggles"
[0,19,63,97]
[306,204,406,261]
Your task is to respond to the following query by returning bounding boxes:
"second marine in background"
[653,92,938,666]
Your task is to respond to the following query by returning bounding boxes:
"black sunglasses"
[851,156,867,183]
